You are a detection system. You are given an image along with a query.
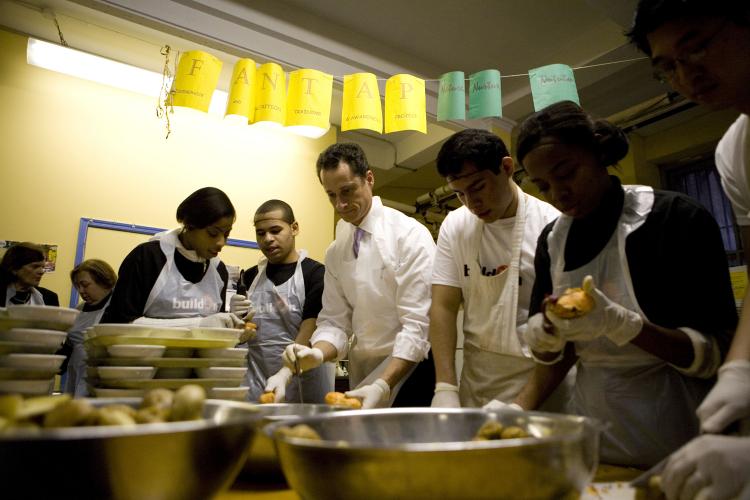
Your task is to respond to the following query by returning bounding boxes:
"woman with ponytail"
[513,101,737,467]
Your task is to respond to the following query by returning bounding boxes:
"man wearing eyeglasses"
[629,2,750,499]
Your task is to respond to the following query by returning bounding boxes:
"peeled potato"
[547,287,594,318]
[259,392,275,404]
[324,391,362,409]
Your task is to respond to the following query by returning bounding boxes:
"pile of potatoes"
[0,384,207,432]
[473,420,530,441]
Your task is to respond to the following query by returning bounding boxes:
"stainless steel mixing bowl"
[240,403,341,483]
[0,398,262,500]
[267,408,601,500]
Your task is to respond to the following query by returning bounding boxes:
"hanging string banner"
[164,48,646,137]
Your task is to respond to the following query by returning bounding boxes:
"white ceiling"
[3,0,702,207]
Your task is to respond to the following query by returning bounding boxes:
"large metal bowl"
[267,408,601,500]
[240,403,341,483]
[0,398,262,500]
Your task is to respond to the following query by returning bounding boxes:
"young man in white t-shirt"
[429,129,560,408]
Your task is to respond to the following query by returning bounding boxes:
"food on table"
[258,392,275,404]
[0,384,207,432]
[274,423,321,441]
[324,391,362,409]
[473,420,529,441]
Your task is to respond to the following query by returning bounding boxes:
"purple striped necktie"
[353,227,365,258]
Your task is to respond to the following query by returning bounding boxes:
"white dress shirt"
[311,196,435,363]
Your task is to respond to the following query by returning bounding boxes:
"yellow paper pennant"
[286,68,333,131]
[225,58,256,120]
[341,73,383,133]
[385,74,426,134]
[254,62,286,125]
[171,50,223,113]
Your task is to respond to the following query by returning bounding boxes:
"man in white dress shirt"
[280,143,436,408]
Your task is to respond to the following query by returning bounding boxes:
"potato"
[500,426,529,439]
[170,385,206,421]
[95,407,136,426]
[275,424,321,441]
[43,399,95,428]
[259,392,276,404]
[141,388,174,411]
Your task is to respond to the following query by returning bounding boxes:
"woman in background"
[515,101,736,467]
[101,187,244,330]
[64,259,117,396]
[0,242,58,307]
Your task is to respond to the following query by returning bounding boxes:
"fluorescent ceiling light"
[26,38,228,114]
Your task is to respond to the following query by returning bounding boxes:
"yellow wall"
[0,29,335,306]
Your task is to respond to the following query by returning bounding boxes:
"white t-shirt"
[716,114,750,225]
[432,195,560,327]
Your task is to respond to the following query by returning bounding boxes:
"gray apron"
[244,251,334,403]
[64,297,111,397]
[143,229,224,319]
[548,185,707,467]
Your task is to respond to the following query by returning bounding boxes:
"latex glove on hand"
[697,359,750,433]
[346,378,390,409]
[483,400,523,411]
[523,312,565,353]
[264,366,293,403]
[282,344,325,374]
[431,382,460,408]
[547,276,643,346]
[199,312,244,329]
[662,435,750,500]
[229,294,255,319]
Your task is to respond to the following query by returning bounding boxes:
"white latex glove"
[346,378,390,409]
[547,276,643,346]
[697,359,750,433]
[523,312,565,353]
[662,435,750,500]
[483,400,523,411]
[264,366,293,403]
[431,382,460,408]
[229,293,255,319]
[282,344,324,374]
[198,312,244,329]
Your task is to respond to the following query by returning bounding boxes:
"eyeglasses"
[651,21,726,84]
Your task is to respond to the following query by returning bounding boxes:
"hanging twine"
[156,45,175,139]
[51,13,68,47]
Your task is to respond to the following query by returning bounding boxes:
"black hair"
[627,0,750,55]
[516,101,629,169]
[0,242,45,283]
[316,143,369,180]
[255,199,296,224]
[436,129,510,178]
[70,259,117,289]
[176,187,236,229]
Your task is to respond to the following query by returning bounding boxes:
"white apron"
[243,251,334,403]
[4,285,45,306]
[64,296,111,397]
[143,230,224,318]
[343,228,416,407]
[549,185,706,467]
[459,185,535,407]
